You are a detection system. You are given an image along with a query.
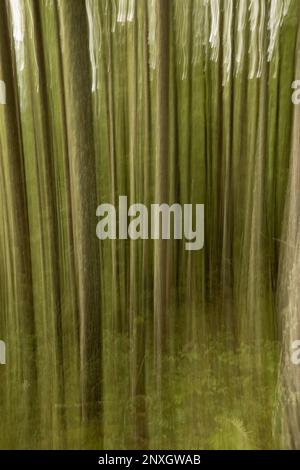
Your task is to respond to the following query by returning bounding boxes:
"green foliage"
[0,0,299,450]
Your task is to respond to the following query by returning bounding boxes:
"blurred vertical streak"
[0,1,37,447]
[278,3,300,448]
[57,0,102,447]
[154,0,170,382]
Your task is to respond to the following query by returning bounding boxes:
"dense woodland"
[0,0,300,449]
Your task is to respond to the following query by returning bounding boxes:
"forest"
[0,0,300,450]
